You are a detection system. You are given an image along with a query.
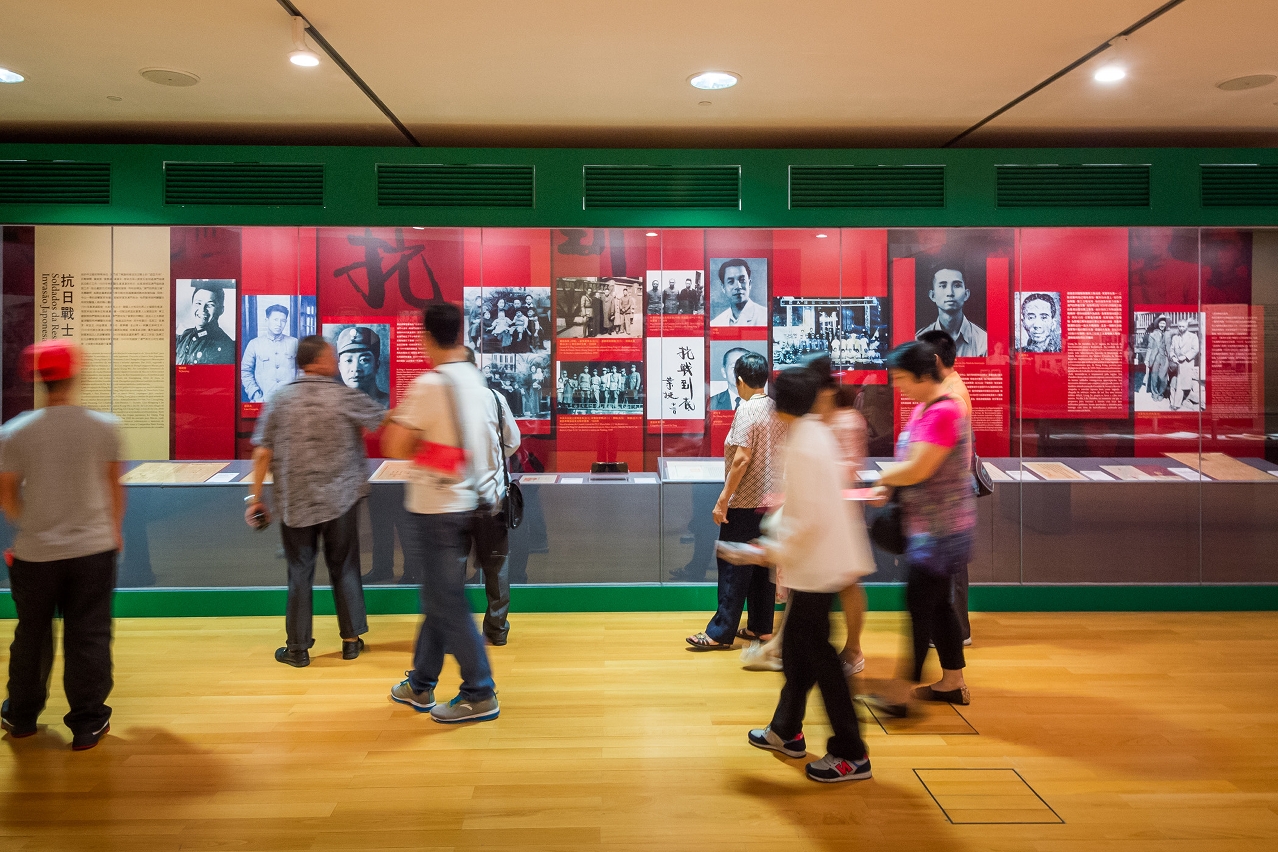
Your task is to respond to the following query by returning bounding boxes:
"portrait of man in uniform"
[323,324,391,407]
[240,302,300,403]
[175,279,236,366]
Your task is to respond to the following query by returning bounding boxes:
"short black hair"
[927,261,966,291]
[774,367,820,417]
[265,304,289,318]
[1020,292,1058,318]
[734,352,769,389]
[717,258,751,285]
[296,335,329,369]
[885,341,942,382]
[423,303,463,347]
[918,329,957,368]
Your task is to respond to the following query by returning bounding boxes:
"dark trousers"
[472,510,511,642]
[404,511,495,701]
[367,488,405,583]
[280,504,369,651]
[705,507,775,644]
[906,569,966,681]
[769,591,866,761]
[954,563,971,641]
[5,550,116,736]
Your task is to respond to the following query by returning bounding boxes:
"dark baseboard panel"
[2,584,1277,619]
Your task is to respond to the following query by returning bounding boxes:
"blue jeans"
[403,511,495,701]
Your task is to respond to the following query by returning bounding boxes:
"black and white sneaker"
[71,721,110,751]
[748,726,807,758]
[805,753,872,783]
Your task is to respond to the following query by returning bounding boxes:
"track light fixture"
[288,16,321,67]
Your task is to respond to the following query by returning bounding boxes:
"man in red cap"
[0,340,124,751]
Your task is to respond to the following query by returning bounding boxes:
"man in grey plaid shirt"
[247,335,387,667]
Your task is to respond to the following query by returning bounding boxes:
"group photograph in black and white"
[1015,291,1063,354]
[556,361,643,414]
[646,270,705,316]
[708,258,768,327]
[481,352,551,420]
[464,287,551,354]
[321,322,392,408]
[555,277,643,339]
[175,279,237,366]
[771,297,887,369]
[1132,309,1204,412]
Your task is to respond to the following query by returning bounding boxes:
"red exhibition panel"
[1017,228,1129,422]
[171,227,240,460]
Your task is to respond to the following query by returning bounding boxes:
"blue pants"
[404,511,496,701]
[705,507,775,644]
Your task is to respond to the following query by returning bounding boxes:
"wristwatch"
[244,494,261,505]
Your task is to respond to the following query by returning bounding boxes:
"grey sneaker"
[390,676,435,711]
[429,694,500,724]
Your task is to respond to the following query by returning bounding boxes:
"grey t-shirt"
[0,406,121,562]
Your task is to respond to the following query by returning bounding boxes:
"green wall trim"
[1,584,1275,619]
[2,144,1277,228]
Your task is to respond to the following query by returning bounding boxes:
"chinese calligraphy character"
[333,228,446,310]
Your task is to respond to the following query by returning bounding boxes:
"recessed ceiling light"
[1094,65,1126,84]
[816,233,828,238]
[0,66,24,84]
[106,95,123,101]
[689,71,738,90]
[698,101,712,107]
[645,232,658,237]
[140,68,200,87]
[412,226,425,230]
[1217,74,1276,91]
[288,16,321,67]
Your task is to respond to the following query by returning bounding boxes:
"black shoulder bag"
[869,395,955,555]
[491,390,524,530]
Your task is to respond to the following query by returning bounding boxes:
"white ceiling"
[0,0,1275,148]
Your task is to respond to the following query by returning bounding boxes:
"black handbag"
[869,491,908,555]
[491,390,524,530]
[972,452,994,498]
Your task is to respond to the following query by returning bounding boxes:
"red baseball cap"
[21,340,83,383]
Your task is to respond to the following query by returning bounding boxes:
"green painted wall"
[2,144,1277,228]
[2,584,1276,619]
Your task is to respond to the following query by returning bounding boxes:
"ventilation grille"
[0,161,111,204]
[995,164,1150,207]
[583,165,740,209]
[1201,164,1278,207]
[376,164,534,208]
[789,165,945,208]
[164,162,324,206]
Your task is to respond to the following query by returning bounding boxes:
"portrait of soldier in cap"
[240,300,300,403]
[176,279,236,366]
[329,325,390,407]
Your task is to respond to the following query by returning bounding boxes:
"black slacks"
[471,509,511,642]
[280,504,368,651]
[5,550,116,736]
[705,507,775,644]
[769,591,866,761]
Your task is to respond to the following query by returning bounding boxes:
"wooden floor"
[3,610,1278,851]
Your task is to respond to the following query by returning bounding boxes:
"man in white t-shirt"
[382,304,519,724]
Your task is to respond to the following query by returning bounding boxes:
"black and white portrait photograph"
[772,296,887,369]
[240,295,315,403]
[709,341,769,411]
[708,258,768,327]
[175,279,237,366]
[555,277,643,339]
[481,352,551,420]
[1015,291,1063,354]
[322,322,392,408]
[646,270,705,316]
[556,361,644,414]
[1132,309,1204,413]
[464,286,551,354]
[914,259,988,357]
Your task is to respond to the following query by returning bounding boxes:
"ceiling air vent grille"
[996,164,1150,208]
[789,165,944,208]
[164,162,324,206]
[1201,164,1278,207]
[0,161,111,204]
[583,165,740,209]
[377,164,535,208]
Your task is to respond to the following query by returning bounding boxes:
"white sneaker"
[841,655,865,677]
[963,637,973,646]
[740,641,783,672]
